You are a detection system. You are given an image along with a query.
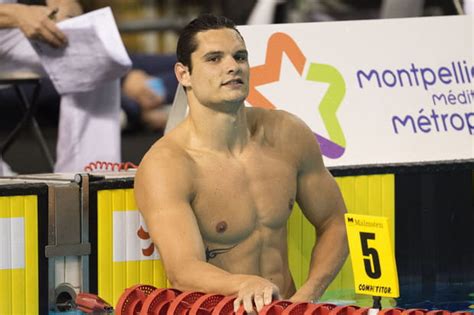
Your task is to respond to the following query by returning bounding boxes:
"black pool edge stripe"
[329,159,474,177]
[0,183,49,196]
[89,178,135,191]
[37,186,49,314]
[89,185,98,295]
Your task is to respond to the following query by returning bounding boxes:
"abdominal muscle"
[204,225,297,299]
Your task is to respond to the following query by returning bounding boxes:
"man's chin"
[224,92,248,105]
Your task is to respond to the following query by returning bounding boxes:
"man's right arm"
[134,145,279,313]
[0,3,66,47]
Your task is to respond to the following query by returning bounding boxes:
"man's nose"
[225,56,241,74]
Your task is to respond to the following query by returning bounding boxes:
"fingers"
[18,6,67,48]
[233,297,242,313]
[234,286,279,313]
[42,19,67,47]
[243,294,255,314]
[39,22,67,47]
[254,294,265,312]
[233,295,256,314]
[264,285,274,305]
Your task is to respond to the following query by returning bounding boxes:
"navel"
[215,221,228,233]
[288,198,295,210]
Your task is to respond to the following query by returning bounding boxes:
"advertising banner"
[239,15,473,167]
[113,210,160,262]
[0,195,39,315]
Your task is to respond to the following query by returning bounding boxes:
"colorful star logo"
[247,32,346,159]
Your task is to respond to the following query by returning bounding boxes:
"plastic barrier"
[111,284,474,315]
[426,311,451,315]
[304,303,337,315]
[189,294,225,315]
[401,309,427,315]
[167,291,206,315]
[116,284,157,315]
[352,308,371,315]
[260,300,293,315]
[140,288,182,315]
[378,309,404,315]
[330,305,360,315]
[282,302,310,315]
[211,296,237,315]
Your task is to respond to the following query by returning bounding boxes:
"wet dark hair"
[176,14,243,72]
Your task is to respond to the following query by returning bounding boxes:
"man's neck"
[186,99,250,154]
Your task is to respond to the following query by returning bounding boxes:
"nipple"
[216,221,228,233]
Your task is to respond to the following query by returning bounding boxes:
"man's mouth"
[222,78,244,86]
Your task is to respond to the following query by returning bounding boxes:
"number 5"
[360,232,381,279]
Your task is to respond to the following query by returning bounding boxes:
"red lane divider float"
[378,308,405,315]
[330,305,360,315]
[260,300,293,315]
[426,311,451,315]
[168,291,206,315]
[189,294,226,315]
[140,288,182,315]
[304,303,337,315]
[116,284,157,315]
[401,309,427,315]
[353,307,372,315]
[211,296,237,315]
[113,285,469,315]
[281,302,310,315]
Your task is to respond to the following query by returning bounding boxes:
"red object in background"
[84,160,138,172]
[140,288,181,315]
[189,294,226,315]
[211,295,237,315]
[116,284,157,315]
[379,308,405,315]
[260,300,293,315]
[304,303,337,315]
[451,312,471,315]
[75,292,113,313]
[167,291,206,315]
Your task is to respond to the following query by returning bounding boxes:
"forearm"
[167,259,256,296]
[295,219,348,301]
[0,4,21,28]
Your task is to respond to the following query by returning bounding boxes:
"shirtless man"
[134,14,348,313]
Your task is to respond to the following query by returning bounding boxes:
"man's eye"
[236,55,247,62]
[207,56,220,62]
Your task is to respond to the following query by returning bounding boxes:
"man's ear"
[175,62,191,88]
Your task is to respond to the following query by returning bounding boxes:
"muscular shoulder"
[246,107,319,159]
[135,134,195,210]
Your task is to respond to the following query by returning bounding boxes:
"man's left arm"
[287,114,349,302]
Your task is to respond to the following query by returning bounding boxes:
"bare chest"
[190,148,297,245]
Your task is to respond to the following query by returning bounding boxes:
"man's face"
[187,28,249,110]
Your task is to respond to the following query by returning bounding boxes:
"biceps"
[143,202,207,269]
[296,169,346,229]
